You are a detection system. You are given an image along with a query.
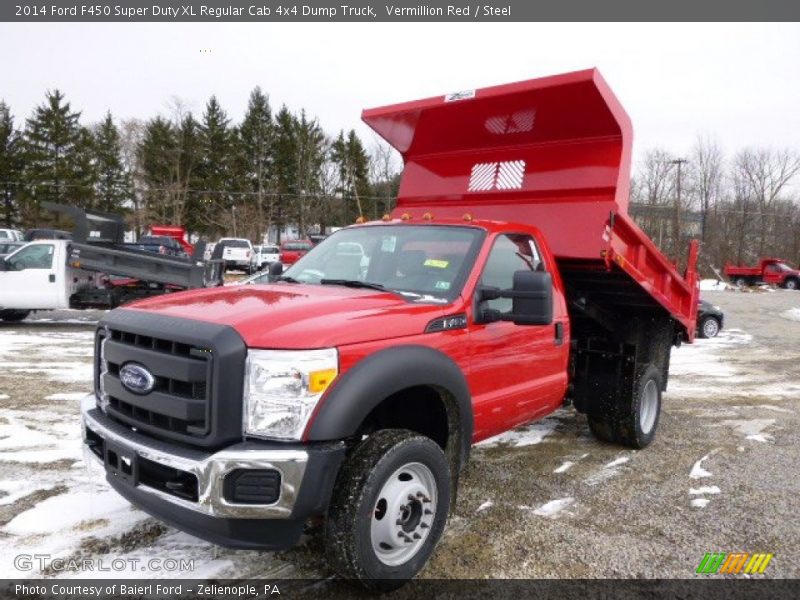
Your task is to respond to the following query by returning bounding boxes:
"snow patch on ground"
[553,461,574,474]
[689,486,721,495]
[45,392,87,401]
[780,308,800,322]
[700,279,729,291]
[720,418,775,442]
[0,480,57,506]
[690,454,713,479]
[5,490,134,535]
[477,414,561,448]
[691,498,710,508]
[604,456,630,469]
[476,500,493,513]
[531,497,574,518]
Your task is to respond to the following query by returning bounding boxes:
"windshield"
[282,225,483,302]
[775,262,793,272]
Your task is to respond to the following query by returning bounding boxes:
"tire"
[784,278,798,290]
[698,316,720,339]
[324,429,451,591]
[735,277,747,288]
[0,310,31,323]
[588,364,663,449]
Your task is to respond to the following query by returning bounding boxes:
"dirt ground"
[0,289,799,580]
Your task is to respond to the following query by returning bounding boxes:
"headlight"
[243,348,338,440]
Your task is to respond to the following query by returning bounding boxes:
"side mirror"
[508,270,553,325]
[267,261,284,281]
[478,270,553,326]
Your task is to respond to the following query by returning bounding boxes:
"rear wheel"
[0,310,31,323]
[784,278,798,290]
[735,277,747,288]
[698,316,720,338]
[324,429,451,591]
[588,364,663,449]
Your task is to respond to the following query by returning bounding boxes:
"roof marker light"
[462,213,473,222]
[355,216,366,224]
[401,213,412,221]
[382,214,392,221]
[422,212,434,221]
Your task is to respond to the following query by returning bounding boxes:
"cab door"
[468,233,569,440]
[763,264,784,285]
[0,243,63,309]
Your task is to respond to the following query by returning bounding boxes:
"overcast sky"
[1,22,798,165]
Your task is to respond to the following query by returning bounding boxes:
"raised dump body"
[363,68,699,341]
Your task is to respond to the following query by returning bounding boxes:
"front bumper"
[81,395,345,549]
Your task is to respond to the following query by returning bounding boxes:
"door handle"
[554,322,564,346]
[49,274,56,283]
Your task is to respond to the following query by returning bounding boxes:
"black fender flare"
[306,345,473,467]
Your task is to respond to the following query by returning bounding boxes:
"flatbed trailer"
[0,204,221,319]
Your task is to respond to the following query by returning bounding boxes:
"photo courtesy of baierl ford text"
[1,2,799,598]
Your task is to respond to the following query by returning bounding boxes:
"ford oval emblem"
[119,362,155,395]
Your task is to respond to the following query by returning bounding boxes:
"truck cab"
[0,240,96,317]
[80,70,698,589]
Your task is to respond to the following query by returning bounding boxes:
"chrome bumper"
[80,395,308,519]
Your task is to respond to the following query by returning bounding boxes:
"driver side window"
[479,234,541,313]
[7,244,55,271]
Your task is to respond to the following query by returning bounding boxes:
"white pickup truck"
[0,240,98,321]
[214,238,254,272]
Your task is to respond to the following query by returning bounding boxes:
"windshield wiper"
[320,279,394,293]
[276,275,301,283]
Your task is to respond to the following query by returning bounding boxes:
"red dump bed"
[363,68,699,340]
[150,225,193,255]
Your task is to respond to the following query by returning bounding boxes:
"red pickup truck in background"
[724,258,800,289]
[81,70,699,589]
[279,239,314,265]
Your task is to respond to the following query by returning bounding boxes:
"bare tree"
[689,135,724,244]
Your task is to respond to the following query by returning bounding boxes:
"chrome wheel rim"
[786,280,797,290]
[639,379,659,435]
[370,462,437,567]
[703,318,719,338]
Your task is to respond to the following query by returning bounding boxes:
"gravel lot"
[0,290,798,580]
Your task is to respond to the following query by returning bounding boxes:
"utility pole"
[670,158,688,259]
[231,205,237,237]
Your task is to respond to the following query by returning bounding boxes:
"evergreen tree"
[237,87,274,240]
[196,96,235,235]
[293,110,327,236]
[331,129,371,223]
[0,102,24,226]
[22,90,96,220]
[93,111,131,213]
[138,116,178,223]
[272,105,299,242]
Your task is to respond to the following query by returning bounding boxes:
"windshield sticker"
[424,259,449,269]
[434,281,451,290]
[381,236,397,252]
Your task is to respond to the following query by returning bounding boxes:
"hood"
[125,284,449,348]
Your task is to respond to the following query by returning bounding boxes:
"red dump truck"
[724,258,800,289]
[81,69,698,589]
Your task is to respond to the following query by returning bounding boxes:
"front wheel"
[324,429,451,591]
[698,316,720,338]
[0,310,31,323]
[784,278,798,290]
